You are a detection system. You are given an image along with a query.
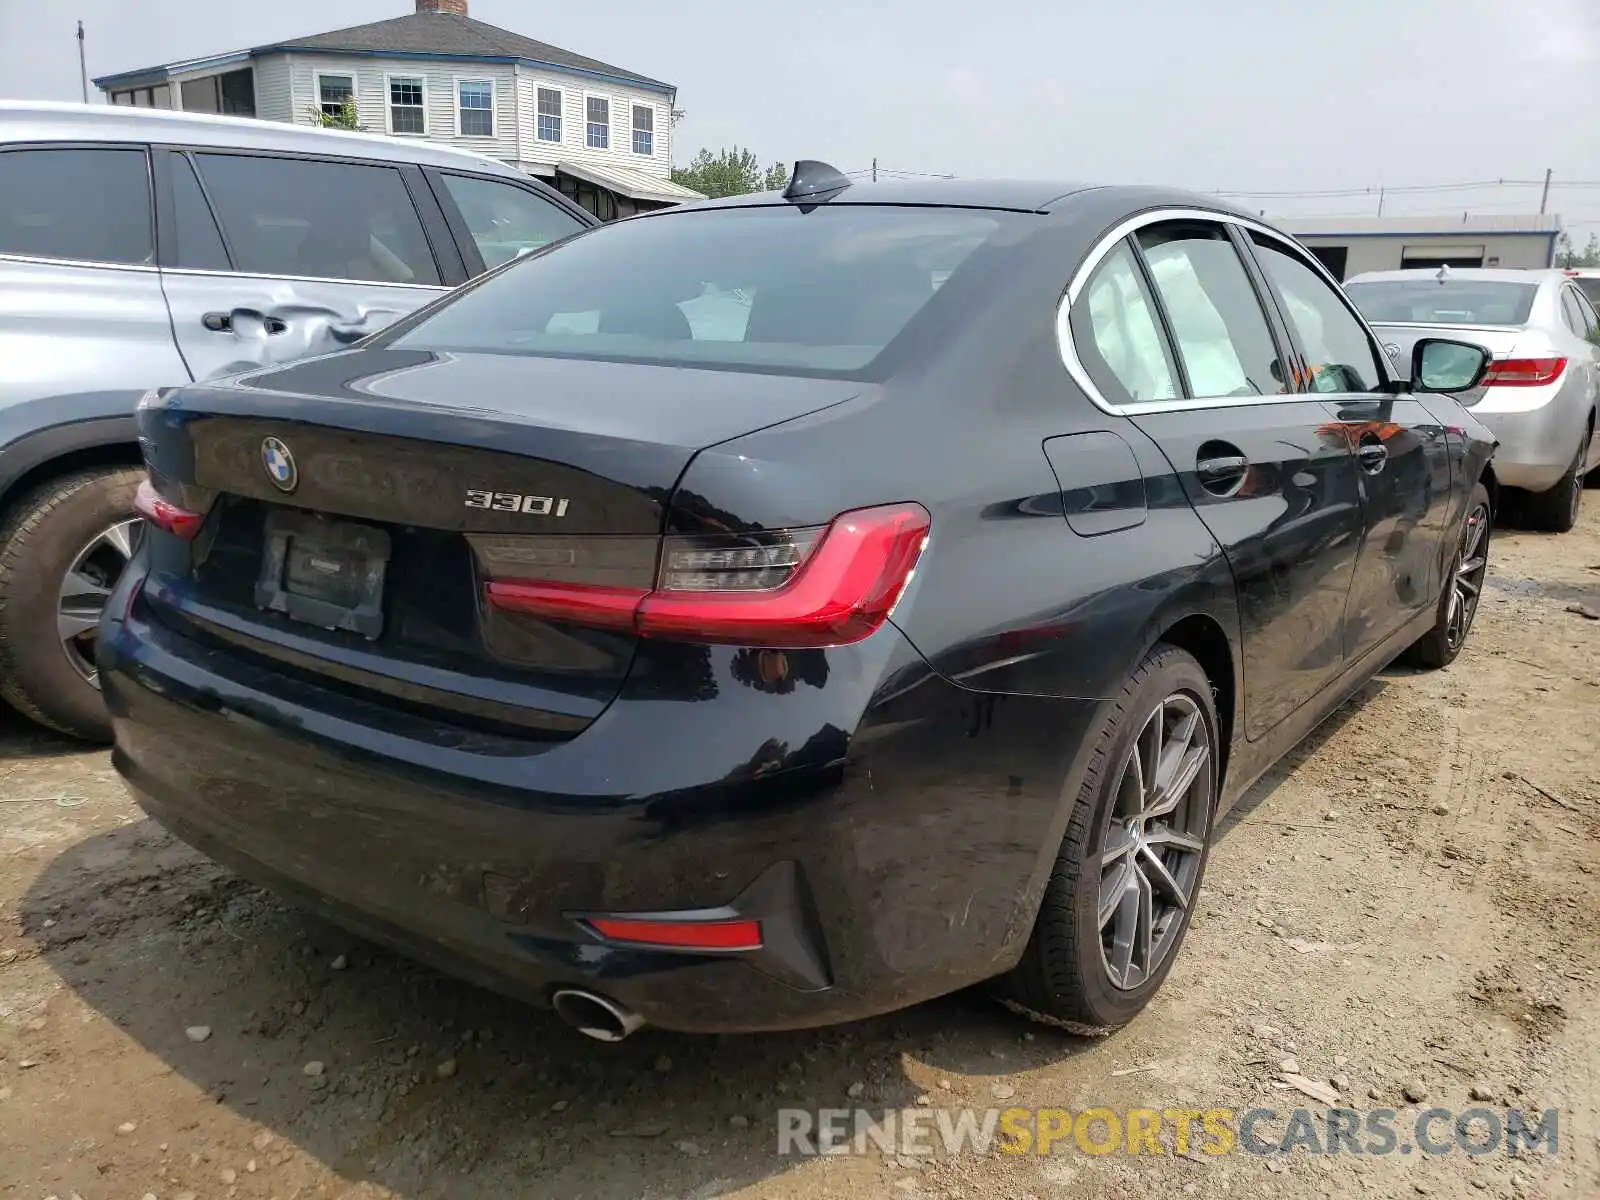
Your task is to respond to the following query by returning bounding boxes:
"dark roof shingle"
[257,13,669,89]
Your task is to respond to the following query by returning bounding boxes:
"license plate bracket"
[254,510,391,639]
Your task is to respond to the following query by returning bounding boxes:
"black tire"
[0,467,144,742]
[1402,481,1491,670]
[1524,435,1587,533]
[993,643,1219,1035]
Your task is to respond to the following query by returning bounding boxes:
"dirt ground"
[3,506,1600,1200]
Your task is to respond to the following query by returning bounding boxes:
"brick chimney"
[416,0,468,13]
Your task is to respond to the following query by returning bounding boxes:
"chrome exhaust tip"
[551,988,645,1042]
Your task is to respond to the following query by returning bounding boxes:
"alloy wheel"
[58,517,143,688]
[1098,692,1214,991]
[1445,502,1489,651]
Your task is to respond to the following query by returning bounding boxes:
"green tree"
[1556,231,1600,268]
[306,97,363,132]
[671,146,790,198]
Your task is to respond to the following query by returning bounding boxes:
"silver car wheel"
[58,517,143,688]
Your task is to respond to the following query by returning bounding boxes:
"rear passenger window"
[1071,241,1179,405]
[169,154,230,271]
[1137,222,1288,399]
[437,174,586,269]
[1250,233,1383,393]
[193,154,440,285]
[0,147,152,266]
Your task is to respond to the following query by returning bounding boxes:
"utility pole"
[1376,187,1386,217]
[871,157,877,183]
[76,21,88,103]
[1539,167,1553,214]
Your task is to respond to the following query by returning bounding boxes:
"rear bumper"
[1470,392,1585,493]
[100,571,1096,1033]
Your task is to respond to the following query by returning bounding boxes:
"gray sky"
[3,0,1599,232]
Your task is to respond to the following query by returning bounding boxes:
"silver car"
[1344,267,1600,532]
[0,101,594,740]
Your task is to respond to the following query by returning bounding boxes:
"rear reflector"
[1482,356,1567,387]
[133,479,205,539]
[485,502,930,648]
[586,917,763,950]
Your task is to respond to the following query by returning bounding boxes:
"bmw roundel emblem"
[261,436,298,493]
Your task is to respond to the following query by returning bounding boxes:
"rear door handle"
[202,310,288,335]
[1196,452,1249,495]
[1357,440,1388,474]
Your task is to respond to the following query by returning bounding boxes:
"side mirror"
[1411,338,1490,393]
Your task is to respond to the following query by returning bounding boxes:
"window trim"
[314,70,357,120]
[584,92,610,150]
[385,72,428,136]
[1058,207,1397,415]
[631,103,654,156]
[0,141,157,272]
[455,76,495,138]
[535,86,563,143]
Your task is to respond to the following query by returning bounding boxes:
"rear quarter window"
[0,147,153,266]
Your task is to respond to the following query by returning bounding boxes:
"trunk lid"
[138,348,861,741]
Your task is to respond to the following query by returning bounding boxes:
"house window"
[631,105,653,156]
[389,76,425,134]
[457,80,493,137]
[536,87,562,142]
[318,73,354,119]
[586,96,609,149]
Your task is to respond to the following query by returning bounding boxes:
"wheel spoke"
[1141,701,1163,809]
[1101,824,1137,867]
[1146,744,1208,820]
[1458,554,1486,578]
[1108,876,1140,983]
[1099,859,1132,928]
[1139,845,1190,910]
[1121,740,1145,821]
[101,520,139,561]
[57,606,101,641]
[59,568,112,606]
[1455,575,1480,599]
[1145,826,1206,854]
[1151,707,1199,805]
[1133,865,1154,985]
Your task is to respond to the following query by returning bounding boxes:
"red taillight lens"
[586,917,764,950]
[1482,356,1567,387]
[133,479,205,539]
[483,502,930,648]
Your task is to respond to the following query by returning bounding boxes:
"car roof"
[671,178,1263,219]
[0,100,523,176]
[1347,267,1568,285]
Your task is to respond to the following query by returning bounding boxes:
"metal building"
[1275,215,1561,281]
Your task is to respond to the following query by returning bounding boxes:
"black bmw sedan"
[102,166,1498,1040]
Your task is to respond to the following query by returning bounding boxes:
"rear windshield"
[386,205,1011,373]
[1343,279,1538,326]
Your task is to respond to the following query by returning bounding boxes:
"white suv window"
[0,148,152,266]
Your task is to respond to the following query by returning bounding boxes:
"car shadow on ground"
[0,702,91,762]
[15,674,1393,1195]
[20,815,1101,1196]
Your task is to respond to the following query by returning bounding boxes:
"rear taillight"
[1482,356,1567,387]
[482,502,930,648]
[133,479,205,539]
[585,916,763,950]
